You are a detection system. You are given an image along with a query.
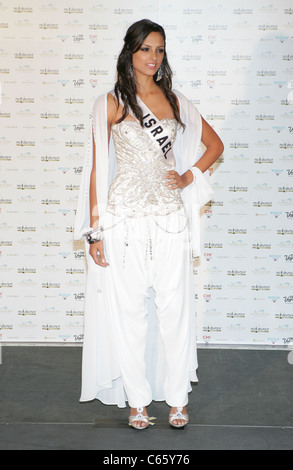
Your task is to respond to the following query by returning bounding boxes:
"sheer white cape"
[74,90,214,406]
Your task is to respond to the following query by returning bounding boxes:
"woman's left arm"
[195,116,224,173]
[166,116,224,189]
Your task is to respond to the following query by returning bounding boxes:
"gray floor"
[0,345,292,450]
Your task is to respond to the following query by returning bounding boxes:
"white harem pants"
[103,209,198,408]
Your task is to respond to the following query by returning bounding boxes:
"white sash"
[111,91,176,167]
[136,95,176,167]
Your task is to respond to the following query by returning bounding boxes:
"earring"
[156,66,164,82]
[129,64,134,78]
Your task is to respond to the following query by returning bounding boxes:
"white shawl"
[74,90,214,405]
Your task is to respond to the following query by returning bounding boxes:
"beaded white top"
[107,119,183,217]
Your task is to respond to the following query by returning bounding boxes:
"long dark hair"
[114,19,184,128]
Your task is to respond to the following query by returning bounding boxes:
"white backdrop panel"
[0,0,292,346]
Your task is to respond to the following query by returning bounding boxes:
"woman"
[74,19,224,430]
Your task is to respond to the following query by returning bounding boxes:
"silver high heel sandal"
[169,407,189,429]
[128,407,150,430]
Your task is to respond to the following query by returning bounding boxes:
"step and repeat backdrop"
[0,0,292,347]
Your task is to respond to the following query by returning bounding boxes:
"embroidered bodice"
[107,119,184,217]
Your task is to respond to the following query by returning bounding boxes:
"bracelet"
[188,166,197,183]
[84,227,103,244]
